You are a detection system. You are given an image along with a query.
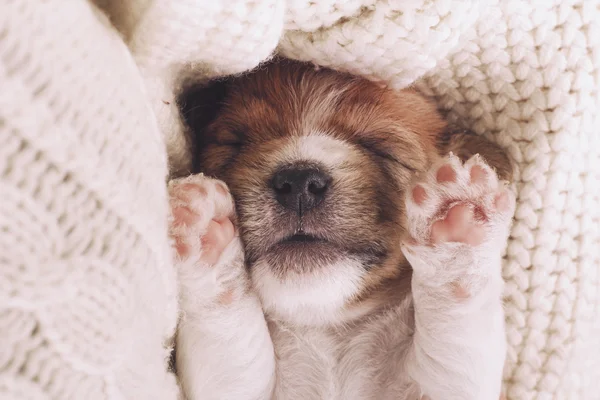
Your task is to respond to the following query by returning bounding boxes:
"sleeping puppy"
[169,58,515,400]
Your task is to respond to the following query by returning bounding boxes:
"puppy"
[169,58,515,400]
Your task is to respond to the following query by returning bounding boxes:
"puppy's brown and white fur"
[170,59,515,400]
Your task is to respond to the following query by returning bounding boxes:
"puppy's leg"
[169,174,275,400]
[401,154,515,400]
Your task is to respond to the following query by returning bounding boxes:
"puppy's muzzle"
[270,166,331,215]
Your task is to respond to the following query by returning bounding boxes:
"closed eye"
[215,140,243,147]
[357,138,417,172]
[213,129,245,148]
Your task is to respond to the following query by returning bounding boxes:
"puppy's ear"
[177,79,230,172]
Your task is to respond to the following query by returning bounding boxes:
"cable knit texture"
[0,1,178,399]
[2,0,599,399]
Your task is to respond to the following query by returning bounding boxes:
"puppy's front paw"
[402,154,515,295]
[168,174,243,307]
[169,174,235,265]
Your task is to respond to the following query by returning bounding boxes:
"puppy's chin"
[263,240,343,273]
[250,256,368,326]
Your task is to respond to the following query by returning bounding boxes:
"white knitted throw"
[1,1,599,399]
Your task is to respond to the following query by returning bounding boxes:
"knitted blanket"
[1,1,599,399]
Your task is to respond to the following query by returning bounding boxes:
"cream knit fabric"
[1,1,178,399]
[2,0,599,399]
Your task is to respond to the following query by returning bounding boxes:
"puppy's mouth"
[280,232,326,244]
[246,218,386,271]
[270,226,338,256]
[263,227,342,270]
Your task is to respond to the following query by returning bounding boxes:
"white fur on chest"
[268,297,420,400]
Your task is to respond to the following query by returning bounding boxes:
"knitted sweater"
[1,0,599,399]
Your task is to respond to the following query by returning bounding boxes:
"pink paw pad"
[429,162,492,246]
[431,203,486,246]
[169,175,236,266]
[436,164,457,183]
[412,185,428,206]
[199,218,235,265]
[405,154,515,247]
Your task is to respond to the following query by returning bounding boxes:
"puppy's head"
[180,59,447,325]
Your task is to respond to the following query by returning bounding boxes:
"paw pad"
[404,154,515,247]
[168,175,236,265]
[412,185,428,206]
[431,203,485,246]
[469,164,488,185]
[436,164,457,183]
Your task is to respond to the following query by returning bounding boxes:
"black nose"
[271,167,331,213]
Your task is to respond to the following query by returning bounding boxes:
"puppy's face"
[181,59,447,324]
